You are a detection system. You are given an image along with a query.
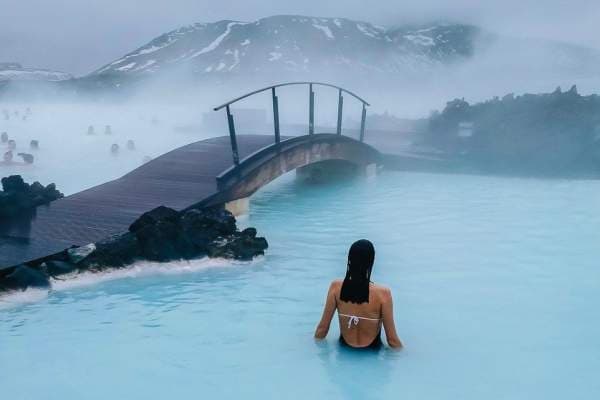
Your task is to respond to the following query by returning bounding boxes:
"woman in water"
[314,239,403,350]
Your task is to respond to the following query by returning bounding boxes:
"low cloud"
[1,0,599,75]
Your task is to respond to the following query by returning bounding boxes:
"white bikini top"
[338,312,382,329]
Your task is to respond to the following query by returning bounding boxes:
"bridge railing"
[213,82,370,166]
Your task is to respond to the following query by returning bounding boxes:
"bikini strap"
[338,313,381,329]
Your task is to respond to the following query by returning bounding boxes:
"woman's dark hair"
[340,239,375,304]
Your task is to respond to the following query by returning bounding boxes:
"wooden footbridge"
[0,82,382,269]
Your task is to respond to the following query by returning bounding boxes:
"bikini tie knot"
[347,315,360,329]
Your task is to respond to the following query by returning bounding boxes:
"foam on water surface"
[0,257,255,310]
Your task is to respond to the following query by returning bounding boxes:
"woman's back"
[333,280,384,347]
[316,279,403,349]
[314,240,403,349]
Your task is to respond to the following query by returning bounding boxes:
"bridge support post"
[225,197,249,216]
[359,103,367,142]
[336,89,344,135]
[365,163,377,179]
[309,84,315,135]
[226,105,240,165]
[272,88,280,144]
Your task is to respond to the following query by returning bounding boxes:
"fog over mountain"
[93,15,600,81]
[3,13,599,117]
[2,0,599,75]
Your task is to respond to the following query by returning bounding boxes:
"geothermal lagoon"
[1,122,599,399]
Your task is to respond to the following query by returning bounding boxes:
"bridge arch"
[197,133,381,212]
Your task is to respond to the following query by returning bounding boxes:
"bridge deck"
[0,135,280,268]
[0,131,439,270]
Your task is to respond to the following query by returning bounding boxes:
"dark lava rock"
[98,205,266,266]
[1,205,268,293]
[67,243,96,264]
[0,265,50,291]
[207,227,268,260]
[0,175,63,220]
[2,175,28,193]
[136,218,192,262]
[180,208,236,248]
[42,260,78,278]
[129,205,180,233]
[80,233,139,270]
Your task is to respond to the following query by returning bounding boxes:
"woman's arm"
[381,288,404,349]
[314,282,338,339]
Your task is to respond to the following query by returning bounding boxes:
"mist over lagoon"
[1,3,600,399]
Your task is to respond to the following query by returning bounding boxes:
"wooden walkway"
[0,130,445,270]
[0,135,280,269]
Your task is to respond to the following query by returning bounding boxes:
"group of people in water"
[1,132,37,165]
[1,108,38,166]
[315,239,404,350]
[85,124,137,155]
[110,140,136,155]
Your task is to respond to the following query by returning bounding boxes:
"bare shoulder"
[371,283,393,300]
[329,279,343,291]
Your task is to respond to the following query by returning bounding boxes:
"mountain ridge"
[90,15,482,80]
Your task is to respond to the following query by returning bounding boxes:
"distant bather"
[7,140,16,150]
[3,150,13,163]
[87,125,95,135]
[30,140,39,150]
[105,125,112,135]
[110,143,120,154]
[1,132,7,143]
[18,153,34,164]
[127,140,135,150]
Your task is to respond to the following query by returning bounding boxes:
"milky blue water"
[2,171,600,399]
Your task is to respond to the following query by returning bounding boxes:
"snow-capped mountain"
[0,63,72,82]
[92,16,480,79]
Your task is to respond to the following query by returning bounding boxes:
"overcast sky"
[1,0,599,75]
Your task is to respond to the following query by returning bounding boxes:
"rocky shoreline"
[0,205,268,293]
